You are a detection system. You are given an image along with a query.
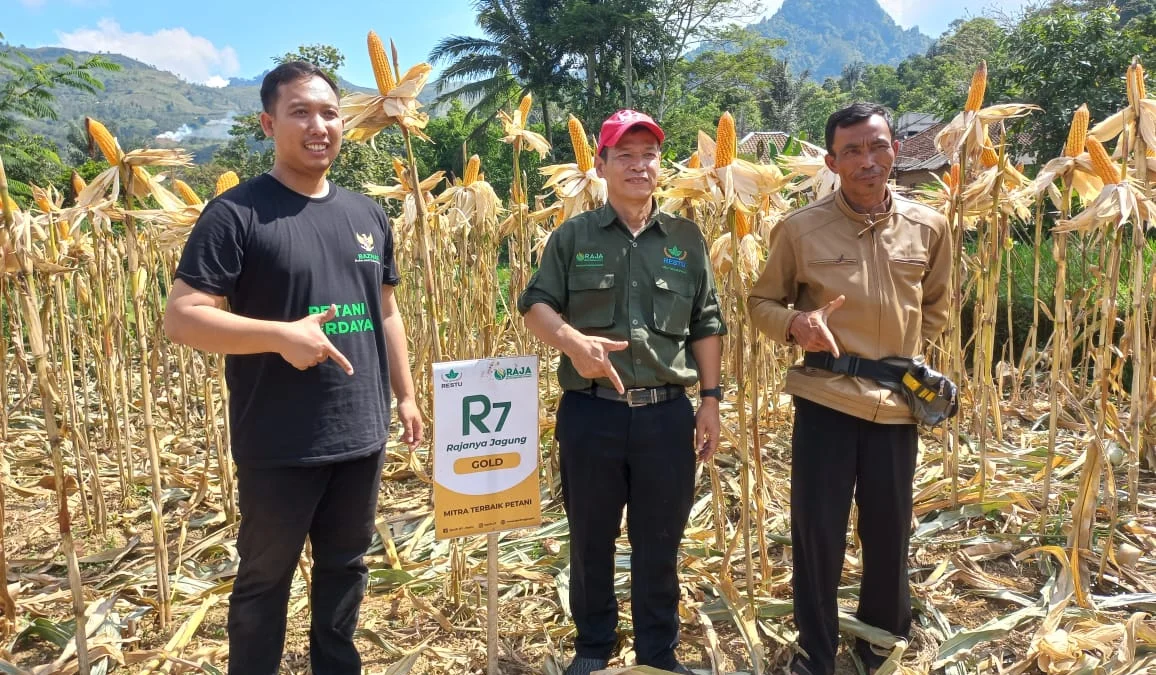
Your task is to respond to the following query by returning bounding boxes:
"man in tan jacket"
[748,103,951,675]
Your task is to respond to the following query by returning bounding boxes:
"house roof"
[895,112,940,139]
[738,132,826,163]
[894,122,949,173]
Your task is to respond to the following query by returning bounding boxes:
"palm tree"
[429,0,571,145]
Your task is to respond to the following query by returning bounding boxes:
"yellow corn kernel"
[368,31,396,95]
[1064,104,1089,158]
[964,61,987,113]
[174,179,203,205]
[687,151,701,169]
[86,117,122,164]
[1085,137,1120,184]
[215,171,239,196]
[715,112,736,168]
[463,155,480,186]
[569,115,592,172]
[517,94,533,127]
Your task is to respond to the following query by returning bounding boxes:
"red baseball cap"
[596,109,665,156]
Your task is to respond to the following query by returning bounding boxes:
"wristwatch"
[699,387,723,401]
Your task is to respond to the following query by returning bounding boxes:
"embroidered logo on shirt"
[575,252,604,268]
[355,232,381,264]
[662,245,688,272]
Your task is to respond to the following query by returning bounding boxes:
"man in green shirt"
[518,109,726,675]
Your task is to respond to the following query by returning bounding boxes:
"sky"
[5,0,1041,89]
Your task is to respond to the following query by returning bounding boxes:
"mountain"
[9,47,379,155]
[749,0,933,80]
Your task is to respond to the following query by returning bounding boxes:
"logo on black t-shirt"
[355,232,381,265]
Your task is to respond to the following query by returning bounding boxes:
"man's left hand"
[695,398,721,462]
[397,398,424,450]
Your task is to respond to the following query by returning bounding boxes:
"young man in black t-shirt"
[164,61,422,675]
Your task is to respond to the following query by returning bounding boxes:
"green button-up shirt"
[517,202,727,391]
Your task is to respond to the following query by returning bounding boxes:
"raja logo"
[575,252,604,267]
[440,368,463,389]
[355,232,381,264]
[493,366,533,381]
[662,245,688,271]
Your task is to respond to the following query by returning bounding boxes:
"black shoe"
[669,664,696,674]
[564,656,609,675]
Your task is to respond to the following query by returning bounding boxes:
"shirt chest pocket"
[652,276,694,336]
[567,271,616,329]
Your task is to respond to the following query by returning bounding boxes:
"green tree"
[1002,3,1154,160]
[430,0,571,144]
[0,32,120,200]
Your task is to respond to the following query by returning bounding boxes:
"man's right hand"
[789,295,845,357]
[568,335,630,394]
[278,304,355,375]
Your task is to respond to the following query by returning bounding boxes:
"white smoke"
[156,113,239,143]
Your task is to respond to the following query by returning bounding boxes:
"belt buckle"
[625,388,654,407]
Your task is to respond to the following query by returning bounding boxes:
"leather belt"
[577,384,686,407]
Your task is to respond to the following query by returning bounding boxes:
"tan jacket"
[748,188,951,424]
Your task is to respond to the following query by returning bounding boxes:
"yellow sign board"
[432,356,541,539]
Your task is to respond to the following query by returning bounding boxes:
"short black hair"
[824,102,893,154]
[260,61,340,113]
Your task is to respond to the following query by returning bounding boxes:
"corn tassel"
[463,155,480,186]
[1064,104,1090,158]
[86,117,123,164]
[964,61,987,113]
[1085,138,1120,184]
[174,180,202,205]
[215,171,239,196]
[368,31,396,95]
[569,115,592,172]
[715,112,736,168]
[517,94,533,127]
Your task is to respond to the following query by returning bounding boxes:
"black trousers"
[227,449,385,675]
[790,397,917,675]
[555,390,696,670]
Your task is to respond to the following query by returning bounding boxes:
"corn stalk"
[0,152,91,674]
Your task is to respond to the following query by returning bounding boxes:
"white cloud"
[56,19,240,86]
[204,75,230,88]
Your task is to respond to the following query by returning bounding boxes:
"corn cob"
[463,155,480,186]
[86,117,122,164]
[569,115,592,172]
[715,112,736,168]
[1085,138,1120,184]
[517,94,533,127]
[964,61,987,113]
[980,144,999,168]
[1127,61,1147,108]
[33,190,52,214]
[734,209,751,238]
[1064,104,1090,158]
[70,171,86,197]
[215,171,239,196]
[173,179,202,205]
[368,31,396,95]
[687,151,701,169]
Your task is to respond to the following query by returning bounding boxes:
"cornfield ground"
[0,47,1155,675]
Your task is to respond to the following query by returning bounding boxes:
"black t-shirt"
[175,173,402,467]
